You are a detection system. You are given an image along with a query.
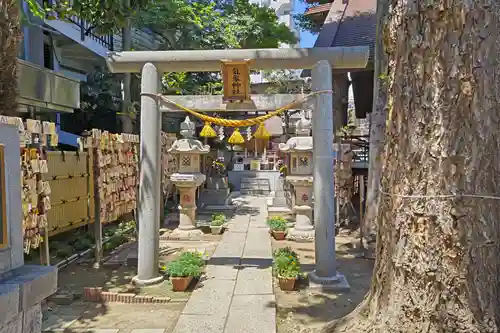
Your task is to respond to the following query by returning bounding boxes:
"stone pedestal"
[169,175,206,239]
[286,177,314,241]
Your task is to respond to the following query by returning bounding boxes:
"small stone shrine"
[279,116,315,241]
[168,117,210,239]
[0,124,57,333]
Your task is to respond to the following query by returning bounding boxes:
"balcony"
[66,16,114,51]
[45,17,113,57]
[17,59,80,113]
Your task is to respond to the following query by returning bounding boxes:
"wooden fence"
[44,151,95,236]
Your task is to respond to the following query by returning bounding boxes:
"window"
[181,156,191,167]
[0,145,7,248]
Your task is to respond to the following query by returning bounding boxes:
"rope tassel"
[200,122,217,138]
[253,122,270,139]
[228,128,245,144]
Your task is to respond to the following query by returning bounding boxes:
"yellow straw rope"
[142,91,332,128]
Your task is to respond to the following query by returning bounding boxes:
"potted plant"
[273,251,301,291]
[210,213,226,235]
[165,252,204,291]
[267,216,288,240]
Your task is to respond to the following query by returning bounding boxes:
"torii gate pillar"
[309,60,349,289]
[133,63,164,286]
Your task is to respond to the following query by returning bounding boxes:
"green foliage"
[178,251,205,267]
[273,246,298,260]
[273,252,301,278]
[24,0,150,34]
[211,213,227,226]
[137,0,298,95]
[164,251,205,278]
[264,70,311,94]
[267,216,288,232]
[165,260,203,278]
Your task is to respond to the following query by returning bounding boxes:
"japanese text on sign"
[221,60,250,102]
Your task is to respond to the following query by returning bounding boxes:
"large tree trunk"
[0,0,21,116]
[324,0,500,332]
[362,0,389,259]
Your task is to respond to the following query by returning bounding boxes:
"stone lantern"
[279,115,314,241]
[168,116,210,239]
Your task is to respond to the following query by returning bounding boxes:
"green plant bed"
[273,248,302,291]
[163,251,205,292]
[267,216,288,232]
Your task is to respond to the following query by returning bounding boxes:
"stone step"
[240,189,270,196]
[272,197,287,207]
[240,178,271,196]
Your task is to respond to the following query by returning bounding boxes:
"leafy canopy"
[24,0,150,34]
[136,0,298,94]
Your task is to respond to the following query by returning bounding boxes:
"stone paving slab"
[175,196,276,333]
[210,233,246,258]
[182,279,235,316]
[130,329,166,333]
[243,229,273,259]
[172,315,226,333]
[205,264,239,280]
[234,267,273,295]
[225,215,249,233]
[223,295,276,333]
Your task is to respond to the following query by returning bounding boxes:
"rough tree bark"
[324,0,500,332]
[362,0,389,259]
[0,0,21,116]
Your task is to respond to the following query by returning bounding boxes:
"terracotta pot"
[278,276,296,291]
[211,226,223,235]
[272,230,286,240]
[171,276,193,292]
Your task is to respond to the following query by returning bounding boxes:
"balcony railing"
[67,16,114,51]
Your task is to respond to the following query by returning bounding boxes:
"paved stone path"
[42,196,275,333]
[172,196,276,333]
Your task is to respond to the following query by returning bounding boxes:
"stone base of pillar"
[169,228,204,240]
[308,271,350,291]
[286,227,315,242]
[132,275,164,286]
[286,205,314,242]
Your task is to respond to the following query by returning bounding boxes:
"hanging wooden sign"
[221,60,251,103]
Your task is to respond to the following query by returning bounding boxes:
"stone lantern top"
[168,116,210,154]
[279,116,312,153]
[295,115,311,136]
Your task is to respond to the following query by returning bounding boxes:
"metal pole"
[133,63,163,285]
[310,60,349,290]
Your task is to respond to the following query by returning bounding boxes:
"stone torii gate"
[105,47,369,287]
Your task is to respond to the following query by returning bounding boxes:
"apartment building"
[17,6,162,144]
[249,0,300,84]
